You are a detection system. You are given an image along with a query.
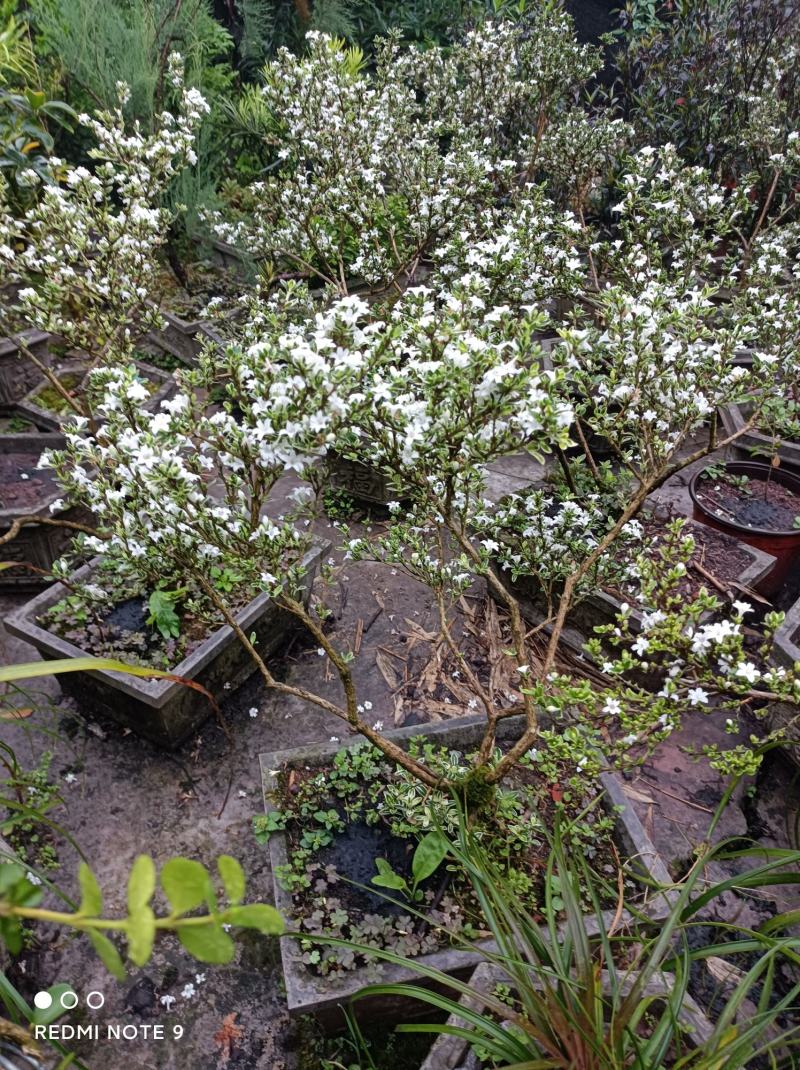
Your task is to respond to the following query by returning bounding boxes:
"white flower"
[160,995,176,1009]
[603,698,622,716]
[732,600,753,617]
[126,380,149,402]
[372,720,383,731]
[181,984,196,999]
[63,773,77,784]
[687,687,709,706]
[632,636,650,656]
[734,661,759,684]
[248,707,259,718]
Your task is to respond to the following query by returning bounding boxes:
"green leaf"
[147,590,181,640]
[178,921,235,963]
[0,915,22,954]
[127,855,156,913]
[0,657,178,683]
[371,858,408,892]
[225,903,284,934]
[161,858,211,915]
[77,863,102,916]
[217,856,245,905]
[88,930,126,981]
[32,984,76,1026]
[411,831,449,886]
[126,905,156,967]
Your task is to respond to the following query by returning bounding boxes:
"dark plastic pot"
[689,461,800,596]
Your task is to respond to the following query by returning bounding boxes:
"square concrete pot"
[259,715,673,1027]
[767,600,800,768]
[327,453,394,506]
[16,357,177,431]
[205,238,253,279]
[145,307,212,366]
[0,330,54,410]
[0,431,92,589]
[5,542,327,748]
[719,398,800,472]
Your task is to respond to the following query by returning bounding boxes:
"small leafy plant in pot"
[352,804,800,1070]
[689,460,800,595]
[257,715,671,1024]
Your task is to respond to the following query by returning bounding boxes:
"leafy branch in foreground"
[0,854,283,978]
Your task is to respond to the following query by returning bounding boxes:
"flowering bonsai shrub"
[212,12,618,295]
[44,214,798,792]
[29,22,800,814]
[0,55,208,417]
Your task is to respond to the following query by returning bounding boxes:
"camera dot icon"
[34,988,96,1011]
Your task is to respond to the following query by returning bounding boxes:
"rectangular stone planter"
[4,542,327,748]
[719,398,800,471]
[16,357,176,431]
[0,431,92,589]
[327,454,393,505]
[0,330,54,410]
[145,307,212,366]
[497,517,775,639]
[418,960,714,1070]
[767,600,800,768]
[259,715,673,1027]
[205,238,253,279]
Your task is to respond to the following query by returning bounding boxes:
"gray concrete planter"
[16,357,176,431]
[719,398,800,471]
[418,960,714,1070]
[0,330,54,410]
[145,307,213,366]
[326,451,403,506]
[259,715,673,1026]
[0,431,92,589]
[496,518,775,640]
[767,601,800,767]
[205,238,253,279]
[5,542,326,748]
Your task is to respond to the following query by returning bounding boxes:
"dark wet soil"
[0,450,58,509]
[608,516,754,603]
[695,472,800,531]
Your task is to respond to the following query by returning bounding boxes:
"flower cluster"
[0,56,207,367]
[213,14,609,294]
